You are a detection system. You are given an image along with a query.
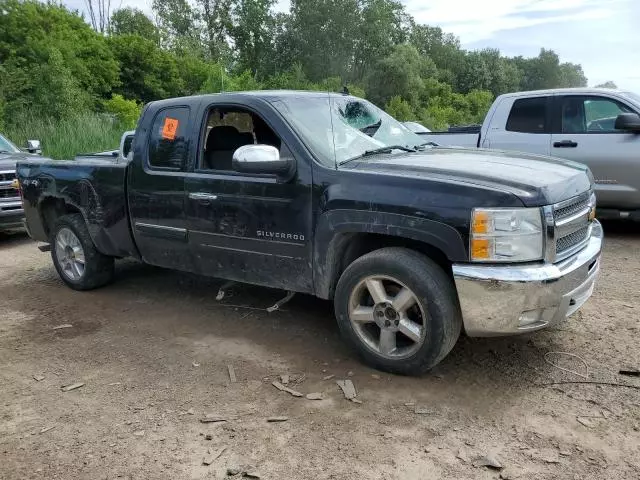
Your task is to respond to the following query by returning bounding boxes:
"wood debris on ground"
[472,453,503,470]
[51,324,73,330]
[61,382,85,392]
[200,415,228,423]
[414,406,433,415]
[306,392,324,400]
[32,374,45,382]
[267,416,288,422]
[228,364,237,383]
[336,379,357,400]
[39,426,55,434]
[202,446,227,465]
[271,381,303,397]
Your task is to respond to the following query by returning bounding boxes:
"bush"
[103,94,142,130]
[385,96,415,121]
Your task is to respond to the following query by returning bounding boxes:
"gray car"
[0,133,41,232]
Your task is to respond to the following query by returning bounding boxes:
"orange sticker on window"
[161,117,179,140]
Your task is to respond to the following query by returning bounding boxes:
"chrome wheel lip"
[348,275,427,360]
[55,227,86,282]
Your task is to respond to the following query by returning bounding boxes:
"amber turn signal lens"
[471,238,490,260]
[472,210,489,234]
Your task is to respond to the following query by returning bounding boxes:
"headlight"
[470,208,543,262]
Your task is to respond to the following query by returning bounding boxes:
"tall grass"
[5,112,125,160]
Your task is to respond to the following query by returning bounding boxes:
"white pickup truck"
[420,88,640,219]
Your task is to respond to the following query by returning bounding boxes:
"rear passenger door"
[486,96,552,156]
[550,94,640,209]
[184,101,314,293]
[128,105,196,272]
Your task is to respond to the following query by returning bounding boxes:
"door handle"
[189,192,218,201]
[553,140,578,148]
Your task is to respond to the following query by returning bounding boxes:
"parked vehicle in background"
[419,88,640,220]
[0,133,41,232]
[17,91,602,374]
[402,121,431,133]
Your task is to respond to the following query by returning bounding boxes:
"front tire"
[334,247,461,375]
[50,214,114,290]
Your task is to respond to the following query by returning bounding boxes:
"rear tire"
[334,247,461,375]
[50,214,114,290]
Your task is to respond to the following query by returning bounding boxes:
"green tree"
[109,34,184,103]
[103,94,142,129]
[230,0,275,77]
[559,62,587,88]
[152,0,204,55]
[288,0,361,81]
[352,0,407,80]
[110,8,159,43]
[385,96,415,121]
[365,44,436,108]
[595,81,618,89]
[0,0,119,105]
[456,51,492,93]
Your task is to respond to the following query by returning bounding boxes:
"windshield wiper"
[415,141,439,150]
[338,145,416,166]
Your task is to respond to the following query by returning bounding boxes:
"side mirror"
[232,144,293,176]
[614,113,640,132]
[26,139,42,154]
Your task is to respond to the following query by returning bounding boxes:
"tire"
[334,247,462,375]
[50,214,115,291]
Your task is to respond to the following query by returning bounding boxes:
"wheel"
[334,247,462,375]
[50,214,114,290]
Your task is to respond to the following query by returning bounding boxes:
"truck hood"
[0,151,38,170]
[340,147,593,206]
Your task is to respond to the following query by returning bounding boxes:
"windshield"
[272,95,425,167]
[0,133,20,153]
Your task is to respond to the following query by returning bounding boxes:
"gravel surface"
[1,223,639,479]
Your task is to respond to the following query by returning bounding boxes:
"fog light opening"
[518,309,546,328]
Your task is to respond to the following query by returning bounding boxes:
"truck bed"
[417,131,480,148]
[16,158,138,258]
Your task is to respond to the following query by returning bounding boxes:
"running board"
[38,244,51,252]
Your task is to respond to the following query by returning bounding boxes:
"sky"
[64,0,640,92]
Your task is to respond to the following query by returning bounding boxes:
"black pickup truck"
[17,91,603,374]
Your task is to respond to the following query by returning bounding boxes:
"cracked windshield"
[273,96,425,166]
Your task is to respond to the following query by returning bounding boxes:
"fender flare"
[313,209,468,299]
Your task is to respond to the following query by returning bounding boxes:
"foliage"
[4,112,125,159]
[595,81,618,89]
[109,7,159,43]
[385,96,415,121]
[102,94,142,130]
[0,0,598,155]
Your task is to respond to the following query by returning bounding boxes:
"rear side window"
[506,97,549,134]
[148,107,190,170]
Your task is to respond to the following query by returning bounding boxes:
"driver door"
[550,95,640,209]
[184,102,314,292]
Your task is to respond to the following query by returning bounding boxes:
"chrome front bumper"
[452,220,603,337]
[0,200,24,229]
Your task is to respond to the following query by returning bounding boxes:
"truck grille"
[0,170,19,201]
[552,192,594,261]
[0,171,16,182]
[0,188,18,199]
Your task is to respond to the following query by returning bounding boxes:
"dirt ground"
[1,223,639,480]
